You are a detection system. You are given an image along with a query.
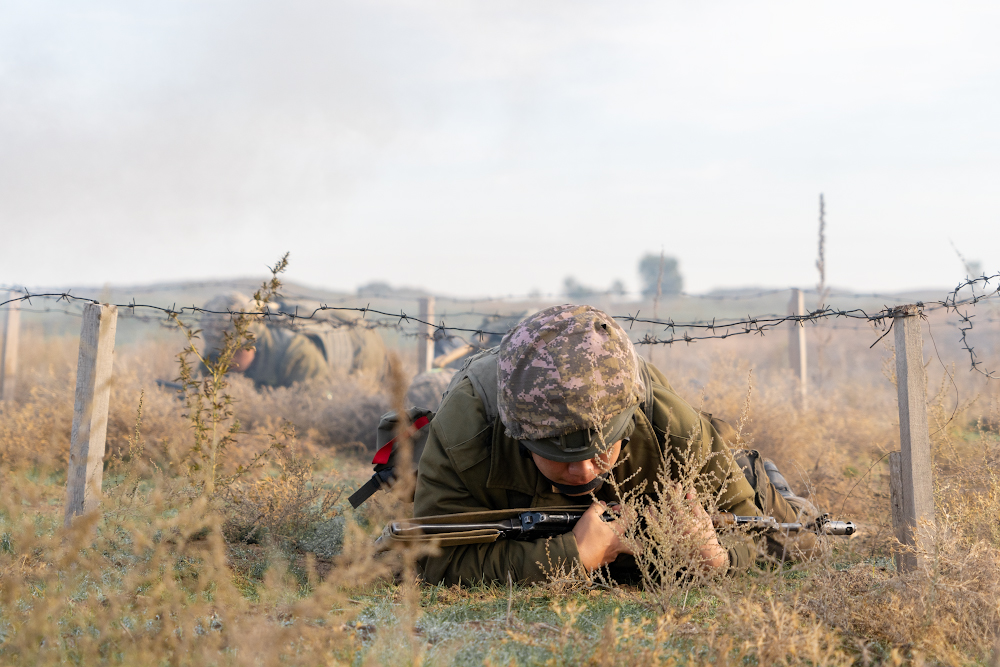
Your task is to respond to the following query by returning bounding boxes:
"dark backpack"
[347,407,435,509]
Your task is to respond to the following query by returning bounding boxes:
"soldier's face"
[231,347,256,372]
[530,441,622,495]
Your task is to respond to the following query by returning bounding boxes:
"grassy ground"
[2,310,1000,665]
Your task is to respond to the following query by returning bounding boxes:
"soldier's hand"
[572,501,633,572]
[664,485,728,571]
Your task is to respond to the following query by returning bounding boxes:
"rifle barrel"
[715,513,856,536]
[819,520,856,536]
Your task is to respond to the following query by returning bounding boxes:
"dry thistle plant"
[170,253,288,497]
[218,422,341,549]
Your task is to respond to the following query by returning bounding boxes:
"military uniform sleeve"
[699,415,765,570]
[649,384,756,510]
[279,334,330,386]
[714,496,761,572]
[414,382,582,586]
[647,379,762,573]
[694,420,762,572]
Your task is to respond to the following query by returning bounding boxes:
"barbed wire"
[8,298,996,327]
[3,273,1000,377]
[0,291,466,335]
[938,272,1000,379]
[623,307,887,345]
[3,283,998,341]
[10,301,997,335]
[0,291,865,341]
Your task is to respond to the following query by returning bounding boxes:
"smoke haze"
[2,1,999,295]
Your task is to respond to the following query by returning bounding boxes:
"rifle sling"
[375,527,503,551]
[390,519,518,537]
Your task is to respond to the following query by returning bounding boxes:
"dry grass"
[1,313,999,665]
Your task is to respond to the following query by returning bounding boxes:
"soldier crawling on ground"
[199,292,387,389]
[412,304,820,585]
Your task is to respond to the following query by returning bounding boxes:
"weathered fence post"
[889,304,935,572]
[888,451,905,570]
[788,288,807,408]
[1,292,20,403]
[417,297,435,374]
[65,303,118,528]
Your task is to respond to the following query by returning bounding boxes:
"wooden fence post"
[65,303,118,528]
[889,304,935,572]
[888,451,906,572]
[417,297,435,374]
[788,288,807,408]
[1,293,20,403]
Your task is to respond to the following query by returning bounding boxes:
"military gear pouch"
[348,407,435,508]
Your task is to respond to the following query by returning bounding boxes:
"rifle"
[377,508,855,550]
[712,512,856,536]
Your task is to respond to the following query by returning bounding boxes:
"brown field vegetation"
[1,305,999,665]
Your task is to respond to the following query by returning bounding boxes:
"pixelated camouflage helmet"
[497,304,644,462]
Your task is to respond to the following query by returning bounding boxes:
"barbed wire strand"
[2,271,999,377]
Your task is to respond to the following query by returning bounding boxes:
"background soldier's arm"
[281,333,330,386]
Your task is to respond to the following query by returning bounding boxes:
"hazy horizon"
[1,273,964,305]
[2,2,998,297]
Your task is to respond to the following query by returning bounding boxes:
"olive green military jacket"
[413,361,761,586]
[244,326,330,389]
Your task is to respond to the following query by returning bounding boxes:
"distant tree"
[609,280,627,298]
[638,253,683,298]
[563,276,597,300]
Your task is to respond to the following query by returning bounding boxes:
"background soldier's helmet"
[200,292,255,355]
[497,304,644,462]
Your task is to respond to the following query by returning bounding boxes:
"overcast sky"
[1,1,998,297]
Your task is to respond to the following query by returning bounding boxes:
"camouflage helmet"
[200,292,255,353]
[497,304,644,462]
